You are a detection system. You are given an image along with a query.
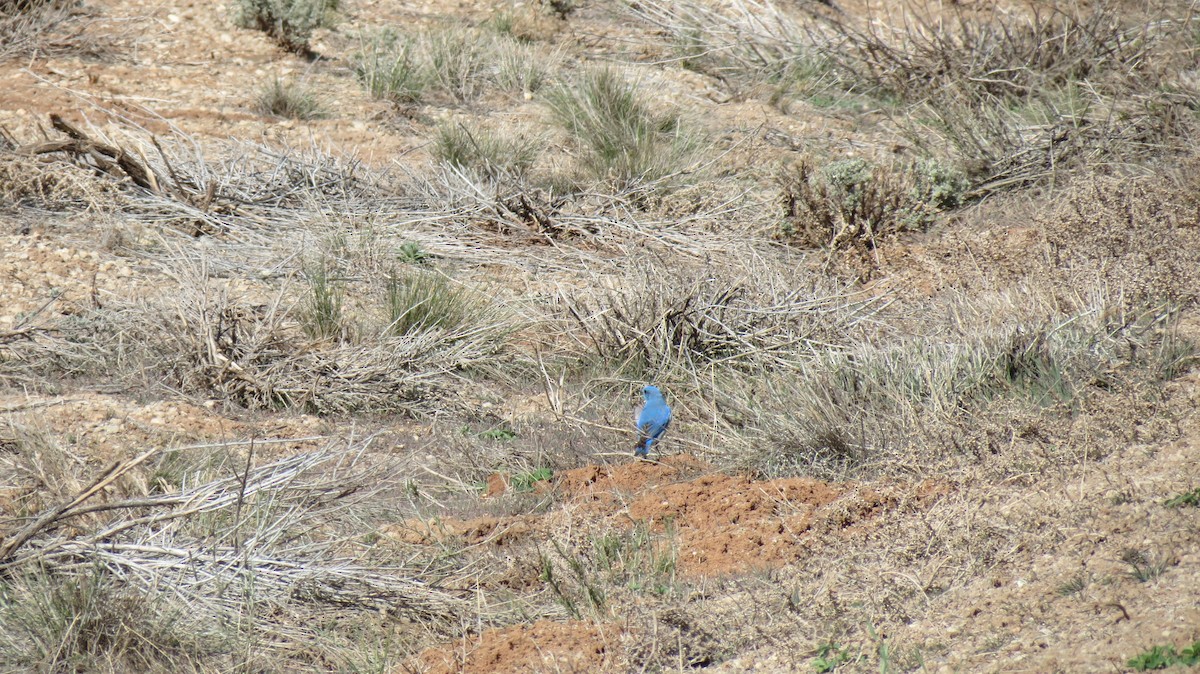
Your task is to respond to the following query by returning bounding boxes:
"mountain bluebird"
[634,385,671,459]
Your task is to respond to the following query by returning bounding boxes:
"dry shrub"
[779,158,921,250]
[562,261,873,371]
[818,3,1151,102]
[1040,173,1200,308]
[814,3,1198,193]
[0,436,478,672]
[627,0,822,102]
[0,0,86,63]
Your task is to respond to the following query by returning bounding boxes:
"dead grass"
[6,0,1200,670]
[812,2,1199,193]
[720,286,1192,480]
[0,0,93,63]
[0,433,493,672]
[559,259,877,373]
[1041,172,1200,309]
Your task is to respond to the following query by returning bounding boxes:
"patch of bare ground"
[414,619,622,673]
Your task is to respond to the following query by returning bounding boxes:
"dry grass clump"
[354,27,558,105]
[561,261,877,372]
[254,76,327,120]
[728,289,1193,480]
[544,67,703,189]
[0,566,224,673]
[0,435,481,672]
[0,0,86,63]
[628,0,827,104]
[0,152,123,212]
[432,120,543,181]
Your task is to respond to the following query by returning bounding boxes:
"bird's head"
[642,385,663,401]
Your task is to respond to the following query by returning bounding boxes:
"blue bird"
[634,385,671,459]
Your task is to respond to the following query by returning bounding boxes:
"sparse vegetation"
[4,0,1200,671]
[540,520,681,619]
[1164,488,1200,508]
[255,76,326,119]
[545,67,701,187]
[1128,641,1200,670]
[432,120,541,179]
[1122,548,1168,584]
[232,0,339,55]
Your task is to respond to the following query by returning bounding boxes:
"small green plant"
[233,0,338,55]
[1121,548,1167,583]
[255,77,325,120]
[354,32,426,104]
[478,427,518,441]
[1055,574,1088,597]
[592,521,678,596]
[1164,487,1200,508]
[382,271,491,337]
[432,121,541,179]
[812,642,854,672]
[396,241,430,264]
[1128,641,1200,670]
[301,260,345,341]
[545,67,701,187]
[540,546,582,618]
[910,158,970,210]
[510,467,552,491]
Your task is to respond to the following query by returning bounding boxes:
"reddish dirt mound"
[631,475,893,576]
[414,619,622,674]
[388,456,922,579]
[556,454,711,504]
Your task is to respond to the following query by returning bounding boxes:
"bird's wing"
[649,415,670,439]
